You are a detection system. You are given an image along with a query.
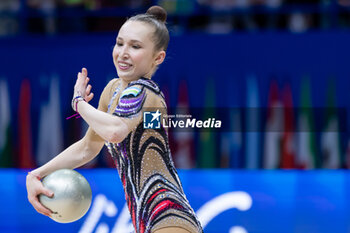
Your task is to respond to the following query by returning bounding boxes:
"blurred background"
[1,0,350,233]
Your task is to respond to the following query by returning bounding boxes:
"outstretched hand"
[74,68,94,103]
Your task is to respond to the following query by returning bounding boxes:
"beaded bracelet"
[71,95,86,113]
[66,96,86,120]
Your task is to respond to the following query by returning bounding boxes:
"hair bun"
[146,6,167,23]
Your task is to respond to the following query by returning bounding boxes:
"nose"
[119,45,129,59]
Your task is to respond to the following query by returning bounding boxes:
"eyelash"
[116,42,141,49]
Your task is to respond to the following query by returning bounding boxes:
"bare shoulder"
[104,78,120,94]
[98,78,120,111]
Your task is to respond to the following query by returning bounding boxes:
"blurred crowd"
[0,0,350,36]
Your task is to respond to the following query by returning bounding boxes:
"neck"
[120,79,130,89]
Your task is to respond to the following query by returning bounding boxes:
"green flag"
[297,77,317,169]
[0,79,13,167]
[198,78,217,168]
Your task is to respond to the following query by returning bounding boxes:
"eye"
[116,42,123,47]
[132,45,141,49]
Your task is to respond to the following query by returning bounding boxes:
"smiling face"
[113,21,165,82]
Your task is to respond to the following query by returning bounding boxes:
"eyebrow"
[117,37,143,44]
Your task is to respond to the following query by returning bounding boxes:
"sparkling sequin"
[114,87,146,117]
[107,84,121,112]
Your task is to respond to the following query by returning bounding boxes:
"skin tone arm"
[73,68,130,143]
[26,128,105,216]
[26,68,130,217]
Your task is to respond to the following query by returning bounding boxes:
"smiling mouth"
[118,62,132,71]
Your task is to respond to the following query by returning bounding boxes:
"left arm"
[73,68,130,143]
[76,101,129,143]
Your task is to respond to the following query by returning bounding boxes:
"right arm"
[26,77,117,216]
[29,128,104,179]
[26,129,105,216]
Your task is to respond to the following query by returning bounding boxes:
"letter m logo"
[143,111,161,129]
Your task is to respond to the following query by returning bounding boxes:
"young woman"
[26,6,203,233]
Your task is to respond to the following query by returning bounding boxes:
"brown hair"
[127,6,170,52]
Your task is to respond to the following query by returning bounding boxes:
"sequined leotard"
[104,77,203,233]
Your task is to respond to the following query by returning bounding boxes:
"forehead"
[117,21,154,43]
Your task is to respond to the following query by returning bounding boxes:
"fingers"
[77,68,88,80]
[77,72,90,85]
[85,84,93,101]
[77,71,82,80]
[31,196,52,217]
[75,67,91,99]
[85,93,94,102]
[82,67,88,76]
[43,188,54,198]
[86,84,92,94]
[26,174,54,217]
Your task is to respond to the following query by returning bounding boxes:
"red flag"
[18,79,35,168]
[280,84,296,168]
[263,80,283,169]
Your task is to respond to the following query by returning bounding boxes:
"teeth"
[120,63,128,67]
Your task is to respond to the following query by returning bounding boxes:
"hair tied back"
[146,6,167,23]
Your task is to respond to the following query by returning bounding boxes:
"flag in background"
[320,78,341,169]
[220,109,243,168]
[159,81,177,160]
[263,80,283,169]
[220,78,242,168]
[280,83,296,169]
[245,74,261,169]
[198,78,217,168]
[0,79,13,167]
[173,79,194,169]
[18,79,35,168]
[297,77,317,169]
[36,75,64,166]
[229,108,243,168]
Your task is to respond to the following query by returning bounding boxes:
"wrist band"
[28,172,41,180]
[67,96,85,120]
[71,95,86,113]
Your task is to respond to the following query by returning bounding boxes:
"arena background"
[1,1,350,232]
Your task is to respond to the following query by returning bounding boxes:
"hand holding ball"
[39,169,92,223]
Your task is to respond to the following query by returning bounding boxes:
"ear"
[154,50,166,66]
